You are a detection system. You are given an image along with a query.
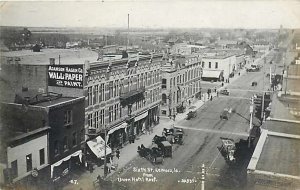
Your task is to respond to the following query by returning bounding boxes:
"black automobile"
[219,89,230,95]
[220,108,232,120]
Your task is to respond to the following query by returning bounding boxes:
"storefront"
[106,122,128,149]
[51,150,83,183]
[133,111,148,136]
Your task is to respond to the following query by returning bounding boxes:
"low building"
[201,51,237,82]
[0,93,85,188]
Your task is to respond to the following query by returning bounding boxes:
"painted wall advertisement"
[48,65,83,88]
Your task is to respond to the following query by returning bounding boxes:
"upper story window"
[99,83,105,102]
[72,132,77,147]
[88,114,93,128]
[94,85,98,104]
[202,61,205,68]
[64,110,72,126]
[209,62,211,69]
[215,62,218,69]
[162,78,166,89]
[87,86,92,106]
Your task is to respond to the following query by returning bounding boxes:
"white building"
[6,127,49,183]
[201,53,237,82]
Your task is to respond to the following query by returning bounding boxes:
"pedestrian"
[217,91,219,97]
[222,82,224,87]
[210,96,213,101]
[116,149,120,159]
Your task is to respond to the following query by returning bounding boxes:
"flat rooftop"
[33,97,76,107]
[255,135,300,176]
[263,120,300,135]
[1,48,98,65]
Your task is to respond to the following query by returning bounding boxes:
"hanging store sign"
[48,65,83,89]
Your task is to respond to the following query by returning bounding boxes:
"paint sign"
[48,65,83,88]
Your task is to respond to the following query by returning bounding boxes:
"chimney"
[49,58,55,65]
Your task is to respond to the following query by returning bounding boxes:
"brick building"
[160,54,202,117]
[84,53,163,155]
[0,93,85,189]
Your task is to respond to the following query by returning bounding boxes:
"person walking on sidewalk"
[116,149,120,159]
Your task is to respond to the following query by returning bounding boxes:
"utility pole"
[127,14,129,50]
[261,57,266,123]
[201,163,206,190]
[249,96,254,148]
[104,124,107,177]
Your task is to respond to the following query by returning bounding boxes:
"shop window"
[80,129,85,142]
[63,136,68,151]
[72,132,77,147]
[11,160,18,179]
[64,110,72,126]
[161,110,167,115]
[26,154,32,172]
[39,148,45,165]
[54,140,59,156]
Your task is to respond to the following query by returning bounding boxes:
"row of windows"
[54,130,84,156]
[88,109,105,128]
[87,71,160,106]
[10,148,45,179]
[163,67,201,90]
[202,61,218,69]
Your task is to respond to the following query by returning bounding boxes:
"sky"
[1,0,300,29]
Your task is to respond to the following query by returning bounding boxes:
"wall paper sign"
[48,65,83,89]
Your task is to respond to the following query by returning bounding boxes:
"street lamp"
[103,124,108,177]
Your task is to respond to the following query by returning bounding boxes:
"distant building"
[252,41,270,53]
[282,64,300,95]
[201,51,237,82]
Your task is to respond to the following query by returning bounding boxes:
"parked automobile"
[252,82,258,86]
[219,89,230,95]
[186,106,197,120]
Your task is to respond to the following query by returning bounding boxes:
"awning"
[202,70,222,78]
[50,150,82,178]
[107,122,127,136]
[134,111,148,122]
[87,136,112,159]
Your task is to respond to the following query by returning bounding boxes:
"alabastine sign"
[48,65,83,88]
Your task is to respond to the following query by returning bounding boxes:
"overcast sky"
[1,0,300,29]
